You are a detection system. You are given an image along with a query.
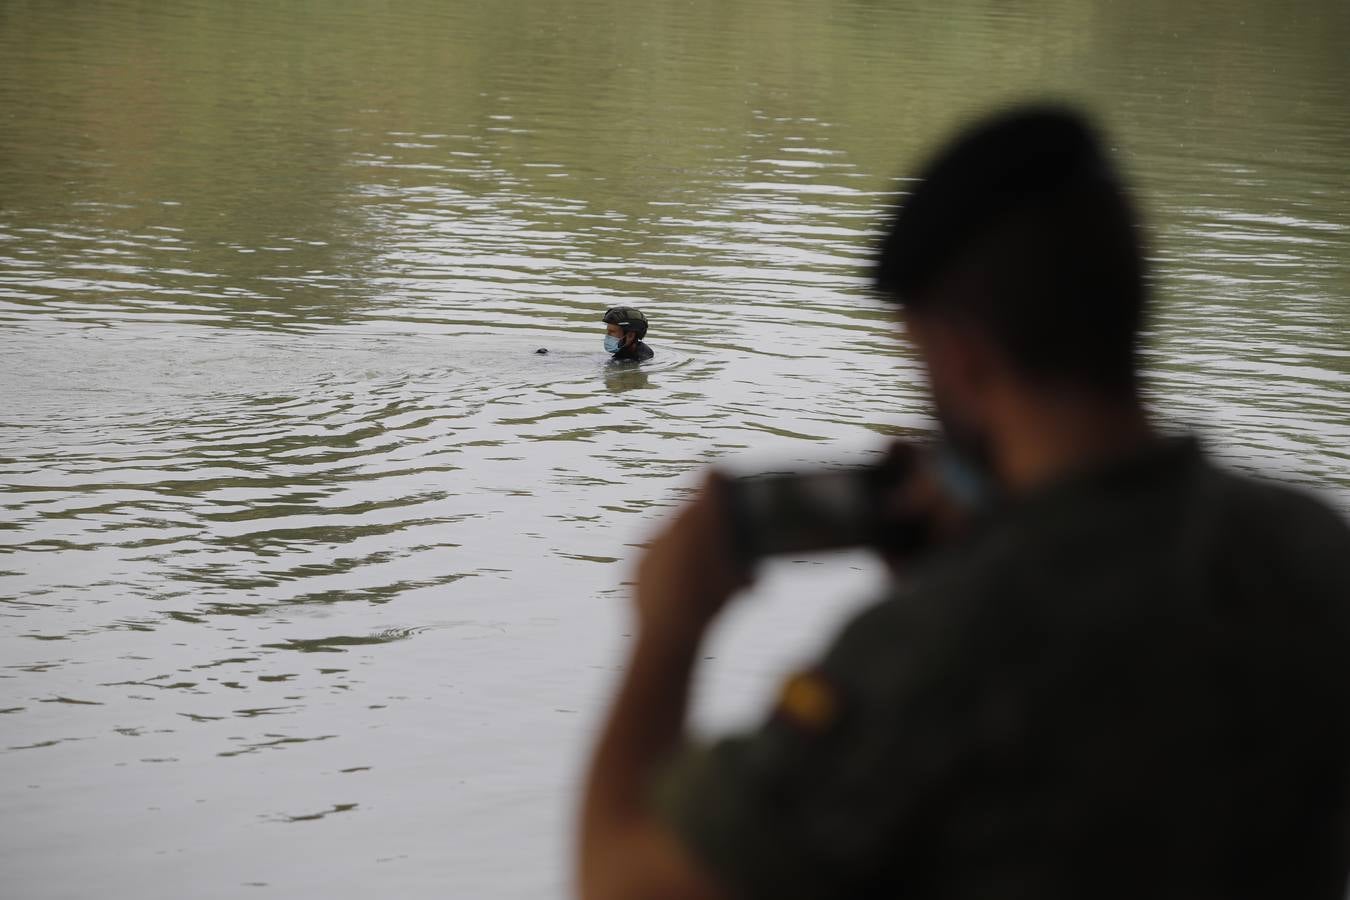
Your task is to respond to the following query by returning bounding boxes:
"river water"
[2,2,1347,897]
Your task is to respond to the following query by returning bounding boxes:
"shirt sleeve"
[649,595,967,899]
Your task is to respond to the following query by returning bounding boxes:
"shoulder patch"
[774,669,840,732]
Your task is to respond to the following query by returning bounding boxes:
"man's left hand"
[634,472,754,644]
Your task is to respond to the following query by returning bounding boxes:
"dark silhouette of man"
[578,106,1350,900]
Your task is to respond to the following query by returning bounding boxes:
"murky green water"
[2,1,1347,896]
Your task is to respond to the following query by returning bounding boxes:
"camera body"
[723,450,931,560]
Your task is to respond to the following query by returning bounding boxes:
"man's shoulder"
[827,442,1350,628]
[993,440,1350,563]
[1203,461,1348,531]
[1193,461,1350,587]
[611,342,654,362]
[850,447,1350,636]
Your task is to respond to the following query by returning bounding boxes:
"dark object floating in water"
[535,348,548,354]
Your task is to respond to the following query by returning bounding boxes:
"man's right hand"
[876,441,971,576]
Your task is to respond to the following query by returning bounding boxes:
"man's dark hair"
[875,105,1146,395]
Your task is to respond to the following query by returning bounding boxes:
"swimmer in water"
[602,306,654,362]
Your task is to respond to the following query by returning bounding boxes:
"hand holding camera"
[722,441,974,565]
[631,441,974,648]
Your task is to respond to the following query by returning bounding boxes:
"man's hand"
[634,472,755,643]
[876,441,972,576]
[578,472,751,900]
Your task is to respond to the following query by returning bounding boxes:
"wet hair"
[875,106,1145,396]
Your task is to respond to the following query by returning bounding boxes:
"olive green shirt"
[653,439,1350,899]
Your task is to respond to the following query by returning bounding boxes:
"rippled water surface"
[2,1,1348,896]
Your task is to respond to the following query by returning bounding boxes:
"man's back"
[654,440,1350,898]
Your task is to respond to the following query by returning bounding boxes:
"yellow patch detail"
[777,671,837,730]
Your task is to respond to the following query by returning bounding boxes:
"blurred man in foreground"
[578,107,1350,900]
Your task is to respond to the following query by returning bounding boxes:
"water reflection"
[603,364,654,394]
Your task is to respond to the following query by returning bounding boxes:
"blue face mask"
[932,438,998,513]
[604,334,623,354]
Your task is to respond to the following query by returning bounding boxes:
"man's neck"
[993,388,1155,494]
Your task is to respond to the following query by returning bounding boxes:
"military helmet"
[602,306,648,339]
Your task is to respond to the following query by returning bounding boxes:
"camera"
[722,448,934,560]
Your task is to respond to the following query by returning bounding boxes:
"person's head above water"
[601,306,652,360]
